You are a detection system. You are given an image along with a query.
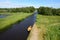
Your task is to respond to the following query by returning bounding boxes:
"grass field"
[0,13,32,31]
[0,13,60,40]
[36,15,60,40]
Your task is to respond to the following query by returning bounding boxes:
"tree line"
[0,6,60,16]
[0,6,35,13]
[38,7,60,16]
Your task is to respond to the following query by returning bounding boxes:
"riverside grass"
[36,15,60,40]
[0,13,32,31]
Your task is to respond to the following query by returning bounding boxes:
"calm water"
[0,15,5,18]
[0,14,9,18]
[0,11,38,40]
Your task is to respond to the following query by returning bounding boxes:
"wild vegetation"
[0,6,60,40]
[0,6,60,15]
[0,13,32,31]
[38,7,60,16]
[0,6,35,13]
[36,15,60,40]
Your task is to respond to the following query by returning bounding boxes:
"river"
[0,11,38,40]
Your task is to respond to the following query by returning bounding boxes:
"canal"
[0,11,38,40]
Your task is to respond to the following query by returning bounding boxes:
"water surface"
[0,11,37,40]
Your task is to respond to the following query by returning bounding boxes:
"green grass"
[0,13,32,31]
[36,14,60,40]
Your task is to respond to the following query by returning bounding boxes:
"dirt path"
[27,24,40,40]
[27,24,45,40]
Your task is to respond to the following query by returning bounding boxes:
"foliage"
[38,7,60,16]
[36,14,60,40]
[0,6,35,13]
[0,13,32,31]
[0,6,60,16]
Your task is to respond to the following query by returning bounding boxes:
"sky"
[0,0,60,8]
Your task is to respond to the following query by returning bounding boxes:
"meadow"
[0,13,32,31]
[36,15,60,40]
[0,12,60,40]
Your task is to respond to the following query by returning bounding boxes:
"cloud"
[0,0,32,8]
[0,0,21,8]
[0,0,60,8]
[0,0,11,8]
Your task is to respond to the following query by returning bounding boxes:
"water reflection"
[0,11,38,40]
[0,14,9,18]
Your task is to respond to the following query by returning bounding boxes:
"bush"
[0,6,35,13]
[37,7,60,16]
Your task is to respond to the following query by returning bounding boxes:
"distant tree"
[38,7,45,14]
[38,7,52,15]
[52,8,57,15]
[56,8,60,16]
[0,6,35,13]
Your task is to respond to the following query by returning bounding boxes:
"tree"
[38,7,52,15]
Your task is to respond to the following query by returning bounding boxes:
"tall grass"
[36,14,60,40]
[0,13,32,31]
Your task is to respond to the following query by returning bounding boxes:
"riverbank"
[0,13,32,31]
[27,14,60,40]
[27,24,40,40]
[36,15,60,40]
[27,24,45,40]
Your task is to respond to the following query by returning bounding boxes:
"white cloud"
[0,0,60,8]
[0,0,39,8]
[0,0,21,8]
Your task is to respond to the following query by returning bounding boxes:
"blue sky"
[0,0,60,8]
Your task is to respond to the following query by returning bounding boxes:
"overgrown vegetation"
[0,6,60,40]
[0,6,60,16]
[36,14,60,40]
[0,13,32,31]
[0,6,35,13]
[38,7,60,16]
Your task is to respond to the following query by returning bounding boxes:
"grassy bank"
[0,13,32,31]
[36,15,60,40]
[27,15,60,40]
